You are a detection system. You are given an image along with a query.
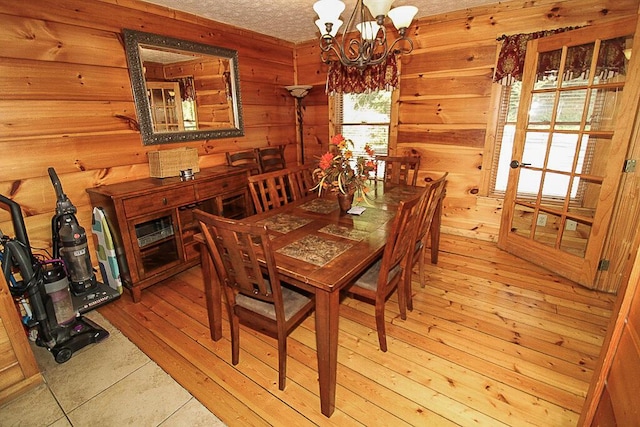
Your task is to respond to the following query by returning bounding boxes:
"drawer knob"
[162,197,168,205]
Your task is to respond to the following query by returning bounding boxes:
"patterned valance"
[174,77,196,101]
[326,54,399,94]
[494,27,627,86]
[493,27,578,85]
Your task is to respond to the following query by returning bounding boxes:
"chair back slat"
[256,145,286,173]
[377,156,421,186]
[248,169,298,213]
[379,193,423,293]
[194,211,283,308]
[226,149,261,175]
[415,172,448,245]
[289,165,316,198]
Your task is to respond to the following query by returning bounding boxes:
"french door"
[498,20,637,287]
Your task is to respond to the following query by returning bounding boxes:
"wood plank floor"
[98,235,615,426]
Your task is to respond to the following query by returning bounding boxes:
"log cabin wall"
[0,0,298,257]
[0,0,639,286]
[294,0,640,243]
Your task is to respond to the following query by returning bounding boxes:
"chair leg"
[277,335,287,390]
[430,198,443,264]
[375,301,388,352]
[230,315,240,365]
[397,275,408,320]
[405,264,414,312]
[419,246,427,288]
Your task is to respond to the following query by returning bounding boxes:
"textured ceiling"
[141,0,501,43]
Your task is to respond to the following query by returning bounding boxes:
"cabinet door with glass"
[128,209,183,280]
[147,81,184,132]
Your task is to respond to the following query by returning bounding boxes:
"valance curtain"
[326,53,399,94]
[174,77,196,101]
[493,27,627,86]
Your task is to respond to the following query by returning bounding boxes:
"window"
[490,81,521,196]
[490,78,600,202]
[335,90,392,159]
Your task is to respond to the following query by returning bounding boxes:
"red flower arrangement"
[312,134,376,201]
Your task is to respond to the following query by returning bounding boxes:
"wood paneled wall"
[295,0,640,242]
[0,0,638,272]
[0,0,298,257]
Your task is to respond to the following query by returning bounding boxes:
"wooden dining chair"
[377,155,421,186]
[248,169,298,213]
[193,210,315,390]
[289,164,316,198]
[405,172,448,311]
[255,145,287,173]
[344,191,423,352]
[226,149,261,175]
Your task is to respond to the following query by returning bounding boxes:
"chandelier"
[313,0,418,69]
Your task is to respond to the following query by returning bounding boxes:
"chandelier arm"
[387,35,414,55]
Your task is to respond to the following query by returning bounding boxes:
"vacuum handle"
[48,167,67,201]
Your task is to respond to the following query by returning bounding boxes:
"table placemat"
[318,224,370,241]
[299,198,338,214]
[277,235,353,267]
[358,207,396,224]
[257,214,312,234]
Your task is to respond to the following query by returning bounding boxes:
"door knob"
[510,160,531,169]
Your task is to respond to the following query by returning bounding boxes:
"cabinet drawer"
[196,176,244,200]
[123,187,196,217]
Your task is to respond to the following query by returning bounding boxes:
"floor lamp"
[285,85,312,164]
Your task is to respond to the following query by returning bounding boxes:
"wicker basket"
[148,147,200,178]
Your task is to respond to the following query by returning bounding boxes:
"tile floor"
[0,310,226,427]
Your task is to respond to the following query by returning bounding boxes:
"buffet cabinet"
[87,166,250,302]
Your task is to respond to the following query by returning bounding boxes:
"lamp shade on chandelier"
[314,0,418,69]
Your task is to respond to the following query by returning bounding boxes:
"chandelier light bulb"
[363,0,395,19]
[388,5,418,30]
[313,0,345,23]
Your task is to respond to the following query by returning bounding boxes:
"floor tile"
[0,383,64,426]
[33,330,150,413]
[67,361,192,426]
[160,398,226,427]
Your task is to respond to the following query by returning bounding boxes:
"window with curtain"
[334,90,392,161]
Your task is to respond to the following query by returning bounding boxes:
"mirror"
[122,29,244,145]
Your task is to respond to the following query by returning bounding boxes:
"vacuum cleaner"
[0,169,113,363]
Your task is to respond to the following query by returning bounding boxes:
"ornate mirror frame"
[122,29,244,145]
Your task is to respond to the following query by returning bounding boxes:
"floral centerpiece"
[312,134,376,209]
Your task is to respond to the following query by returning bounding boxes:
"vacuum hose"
[2,240,56,348]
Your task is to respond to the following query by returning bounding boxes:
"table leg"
[315,288,340,417]
[200,244,222,341]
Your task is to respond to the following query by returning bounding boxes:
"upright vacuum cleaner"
[0,169,111,363]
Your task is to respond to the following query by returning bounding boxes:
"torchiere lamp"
[285,85,313,164]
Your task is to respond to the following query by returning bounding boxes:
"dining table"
[197,182,424,417]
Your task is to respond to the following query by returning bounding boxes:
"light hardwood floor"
[99,235,615,426]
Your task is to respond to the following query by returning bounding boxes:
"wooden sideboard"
[0,273,42,405]
[87,165,251,302]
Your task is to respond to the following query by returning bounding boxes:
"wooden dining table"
[197,182,424,417]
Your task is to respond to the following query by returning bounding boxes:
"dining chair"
[255,145,287,173]
[226,149,261,175]
[248,169,298,213]
[405,172,448,311]
[377,155,421,186]
[344,191,423,352]
[289,164,317,198]
[193,210,315,390]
